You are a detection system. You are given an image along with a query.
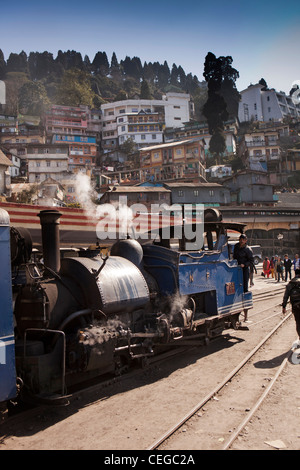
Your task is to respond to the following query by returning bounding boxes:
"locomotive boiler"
[0,207,252,405]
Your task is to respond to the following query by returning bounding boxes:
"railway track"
[147,304,294,450]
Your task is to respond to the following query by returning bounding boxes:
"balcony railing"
[246,139,279,147]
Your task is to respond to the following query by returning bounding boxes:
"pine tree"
[0,49,6,80]
[203,52,239,162]
[140,78,152,99]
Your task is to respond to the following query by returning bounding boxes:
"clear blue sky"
[1,0,299,93]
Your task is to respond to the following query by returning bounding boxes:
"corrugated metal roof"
[107,186,171,192]
[139,140,195,152]
[164,182,222,188]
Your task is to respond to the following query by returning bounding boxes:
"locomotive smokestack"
[38,209,62,273]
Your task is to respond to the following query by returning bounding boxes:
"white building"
[238,83,300,123]
[0,149,12,196]
[101,92,193,152]
[117,109,164,148]
[8,153,21,177]
[27,144,69,183]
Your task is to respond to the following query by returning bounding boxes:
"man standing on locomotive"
[233,234,254,293]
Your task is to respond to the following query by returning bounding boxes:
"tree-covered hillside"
[0,49,209,119]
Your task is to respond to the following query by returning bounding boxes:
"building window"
[141,134,146,140]
[193,190,199,196]
[152,134,156,139]
[209,190,214,196]
[178,190,184,197]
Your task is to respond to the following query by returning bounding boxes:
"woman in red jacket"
[263,257,271,278]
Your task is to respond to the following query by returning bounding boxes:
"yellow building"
[139,139,206,183]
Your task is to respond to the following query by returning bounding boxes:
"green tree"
[119,138,139,168]
[92,51,109,75]
[140,78,152,99]
[157,61,170,89]
[55,68,95,106]
[111,52,119,69]
[203,52,239,161]
[19,81,50,115]
[28,51,55,80]
[170,63,179,85]
[6,51,29,75]
[0,49,6,80]
[4,72,29,114]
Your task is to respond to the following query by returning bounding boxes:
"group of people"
[233,234,300,343]
[262,253,300,282]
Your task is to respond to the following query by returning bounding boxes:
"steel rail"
[222,351,292,450]
[146,310,292,450]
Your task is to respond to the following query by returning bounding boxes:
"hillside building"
[44,105,101,171]
[139,139,206,183]
[0,149,12,196]
[238,121,290,186]
[101,92,193,157]
[238,83,300,123]
[26,143,69,183]
[164,119,239,159]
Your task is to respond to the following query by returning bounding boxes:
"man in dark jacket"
[282,268,300,340]
[233,234,254,293]
[283,254,292,281]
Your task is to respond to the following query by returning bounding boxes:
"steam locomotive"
[0,207,252,407]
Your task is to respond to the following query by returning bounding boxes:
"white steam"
[74,173,134,238]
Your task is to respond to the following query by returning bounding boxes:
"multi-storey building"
[0,114,45,177]
[117,109,164,148]
[238,83,300,123]
[165,118,239,159]
[0,149,12,196]
[26,143,69,183]
[238,122,290,185]
[101,92,193,156]
[139,139,206,183]
[284,149,300,173]
[44,105,101,171]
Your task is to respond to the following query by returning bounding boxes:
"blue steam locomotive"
[0,207,252,408]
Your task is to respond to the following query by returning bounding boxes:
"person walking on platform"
[263,257,271,278]
[275,256,284,282]
[270,256,275,278]
[233,234,254,293]
[282,269,300,341]
[284,254,292,281]
[293,254,300,273]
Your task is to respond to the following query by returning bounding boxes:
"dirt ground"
[1,271,300,451]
